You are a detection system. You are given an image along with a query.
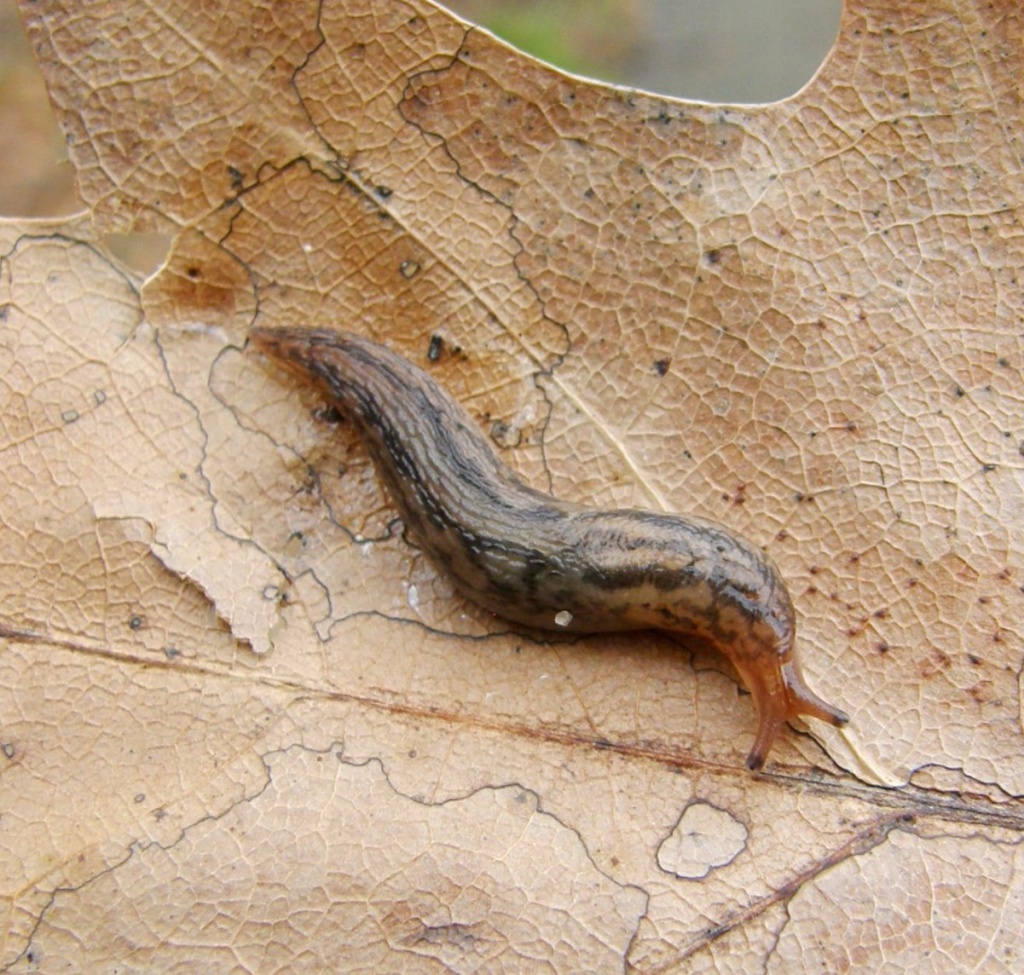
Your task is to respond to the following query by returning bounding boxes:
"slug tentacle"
[250,326,848,769]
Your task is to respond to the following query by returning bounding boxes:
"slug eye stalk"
[741,659,850,771]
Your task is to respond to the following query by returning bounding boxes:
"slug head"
[702,550,848,770]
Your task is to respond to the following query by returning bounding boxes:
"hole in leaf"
[0,0,80,216]
[441,0,842,103]
[100,233,174,278]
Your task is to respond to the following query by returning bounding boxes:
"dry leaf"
[1,0,1022,971]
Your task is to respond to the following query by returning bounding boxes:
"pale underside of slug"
[250,326,849,770]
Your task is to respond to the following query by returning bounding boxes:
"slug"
[250,326,848,770]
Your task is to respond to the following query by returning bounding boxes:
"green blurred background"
[0,0,842,221]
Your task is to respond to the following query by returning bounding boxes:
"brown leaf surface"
[2,0,1022,971]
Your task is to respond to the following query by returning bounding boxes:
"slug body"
[251,326,848,769]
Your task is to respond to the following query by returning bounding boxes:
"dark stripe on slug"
[457,529,557,597]
[580,561,698,593]
[347,343,563,523]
